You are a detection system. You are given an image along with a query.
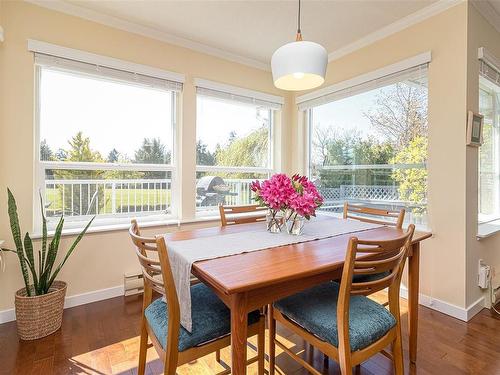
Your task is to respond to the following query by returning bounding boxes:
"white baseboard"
[64,285,124,309]
[465,296,486,321]
[0,285,124,324]
[0,308,16,324]
[400,286,485,321]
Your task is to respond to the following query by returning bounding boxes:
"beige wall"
[292,2,470,308]
[465,3,500,307]
[0,1,293,312]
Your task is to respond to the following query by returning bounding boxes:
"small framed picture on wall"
[467,110,484,147]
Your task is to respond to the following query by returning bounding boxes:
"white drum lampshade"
[271,40,327,91]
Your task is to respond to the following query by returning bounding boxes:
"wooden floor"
[1,292,500,375]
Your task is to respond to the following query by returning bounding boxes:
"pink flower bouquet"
[288,174,324,219]
[250,173,294,232]
[285,174,324,234]
[250,173,323,234]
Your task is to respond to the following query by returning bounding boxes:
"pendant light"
[271,0,327,91]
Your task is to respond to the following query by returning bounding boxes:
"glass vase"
[266,209,284,233]
[286,213,305,235]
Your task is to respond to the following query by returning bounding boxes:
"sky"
[40,68,270,161]
[310,88,383,166]
[196,96,269,153]
[312,89,380,138]
[40,68,174,160]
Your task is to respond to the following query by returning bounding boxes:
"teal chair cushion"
[352,270,391,283]
[145,283,261,352]
[274,281,396,352]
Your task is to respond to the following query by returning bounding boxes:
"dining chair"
[269,224,415,375]
[218,203,267,226]
[344,203,406,285]
[343,202,405,228]
[129,220,265,375]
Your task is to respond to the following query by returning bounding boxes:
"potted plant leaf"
[1,189,94,340]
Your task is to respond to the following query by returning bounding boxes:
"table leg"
[231,293,248,375]
[408,242,420,364]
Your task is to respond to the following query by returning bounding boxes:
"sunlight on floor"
[67,291,404,375]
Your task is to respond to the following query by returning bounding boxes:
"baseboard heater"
[124,272,199,296]
[124,272,144,296]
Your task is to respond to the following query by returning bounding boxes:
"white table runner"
[166,217,383,332]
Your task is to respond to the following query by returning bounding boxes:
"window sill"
[477,220,500,240]
[32,215,222,239]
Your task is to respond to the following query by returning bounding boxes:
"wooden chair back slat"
[343,202,405,229]
[219,204,267,226]
[141,271,167,295]
[354,252,404,274]
[349,228,414,294]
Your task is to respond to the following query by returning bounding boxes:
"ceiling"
[34,0,454,68]
[490,0,500,14]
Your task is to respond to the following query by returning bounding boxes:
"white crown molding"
[25,0,270,71]
[472,0,500,34]
[26,0,462,72]
[328,0,464,62]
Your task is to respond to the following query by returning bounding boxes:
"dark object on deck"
[196,176,237,207]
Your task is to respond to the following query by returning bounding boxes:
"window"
[195,81,281,213]
[35,53,182,230]
[479,59,500,224]
[305,65,429,225]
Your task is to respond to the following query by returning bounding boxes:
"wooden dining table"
[166,217,432,375]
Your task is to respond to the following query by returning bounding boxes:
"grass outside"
[45,187,171,216]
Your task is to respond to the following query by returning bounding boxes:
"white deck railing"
[44,178,172,217]
[43,178,257,217]
[44,177,424,219]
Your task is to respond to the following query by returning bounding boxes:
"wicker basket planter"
[14,280,67,340]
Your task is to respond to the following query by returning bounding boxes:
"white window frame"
[303,62,429,225]
[476,47,500,239]
[478,75,500,224]
[194,85,278,216]
[32,49,183,233]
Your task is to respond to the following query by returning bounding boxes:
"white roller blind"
[297,64,428,111]
[35,53,183,92]
[480,60,500,86]
[195,79,283,110]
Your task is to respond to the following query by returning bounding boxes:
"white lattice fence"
[340,185,399,201]
[319,188,342,201]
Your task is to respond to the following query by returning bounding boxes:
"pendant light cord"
[297,0,301,34]
[296,0,302,41]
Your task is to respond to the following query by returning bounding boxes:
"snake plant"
[1,189,94,296]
